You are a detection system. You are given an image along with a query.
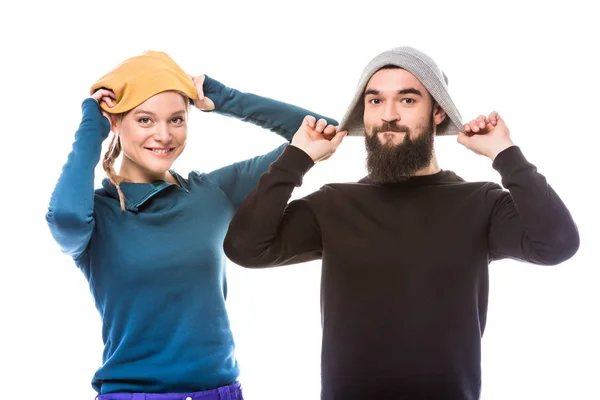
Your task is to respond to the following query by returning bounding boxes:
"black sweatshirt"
[224,145,579,400]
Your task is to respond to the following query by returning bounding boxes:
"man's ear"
[433,103,447,126]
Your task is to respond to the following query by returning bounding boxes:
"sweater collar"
[358,169,463,186]
[102,170,189,212]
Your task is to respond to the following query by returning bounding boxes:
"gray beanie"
[339,46,463,136]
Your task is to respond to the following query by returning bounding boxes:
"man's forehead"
[365,68,426,92]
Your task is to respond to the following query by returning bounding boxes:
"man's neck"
[412,155,440,176]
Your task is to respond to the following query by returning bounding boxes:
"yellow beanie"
[90,50,198,114]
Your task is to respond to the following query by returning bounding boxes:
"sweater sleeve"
[201,75,338,207]
[224,145,325,267]
[45,98,110,259]
[203,143,286,208]
[487,146,580,265]
[202,75,338,142]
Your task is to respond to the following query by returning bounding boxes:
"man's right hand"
[291,116,347,162]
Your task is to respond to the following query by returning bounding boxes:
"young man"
[223,46,580,400]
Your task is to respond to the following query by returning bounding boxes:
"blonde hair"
[102,115,127,210]
[102,92,192,211]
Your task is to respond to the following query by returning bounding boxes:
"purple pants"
[96,382,243,400]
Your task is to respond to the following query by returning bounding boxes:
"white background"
[1,1,598,399]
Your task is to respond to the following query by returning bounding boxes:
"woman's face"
[112,91,188,183]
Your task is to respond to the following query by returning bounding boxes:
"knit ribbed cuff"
[272,145,315,186]
[82,97,100,111]
[201,75,226,111]
[80,98,111,138]
[492,146,530,176]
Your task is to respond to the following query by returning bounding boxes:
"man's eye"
[402,98,415,104]
[369,99,381,105]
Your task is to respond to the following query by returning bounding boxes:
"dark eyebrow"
[399,88,422,96]
[364,88,422,96]
[398,88,423,97]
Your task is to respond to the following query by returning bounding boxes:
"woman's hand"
[90,88,116,121]
[189,75,215,111]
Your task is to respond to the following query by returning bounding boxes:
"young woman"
[46,50,337,400]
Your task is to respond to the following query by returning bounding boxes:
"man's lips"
[380,131,405,135]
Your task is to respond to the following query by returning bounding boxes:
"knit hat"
[90,50,197,114]
[339,46,463,136]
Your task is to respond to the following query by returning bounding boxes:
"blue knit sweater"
[46,76,337,394]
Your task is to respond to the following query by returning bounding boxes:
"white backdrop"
[0,1,598,399]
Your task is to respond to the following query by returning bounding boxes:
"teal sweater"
[46,76,337,394]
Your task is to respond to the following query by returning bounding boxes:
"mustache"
[371,122,411,135]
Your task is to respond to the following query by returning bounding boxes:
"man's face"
[362,68,445,181]
[363,67,437,145]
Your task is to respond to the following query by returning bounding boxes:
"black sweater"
[224,145,579,400]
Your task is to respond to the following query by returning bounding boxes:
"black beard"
[364,118,435,184]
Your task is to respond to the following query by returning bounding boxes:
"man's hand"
[457,111,515,160]
[291,116,347,162]
[189,75,215,111]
